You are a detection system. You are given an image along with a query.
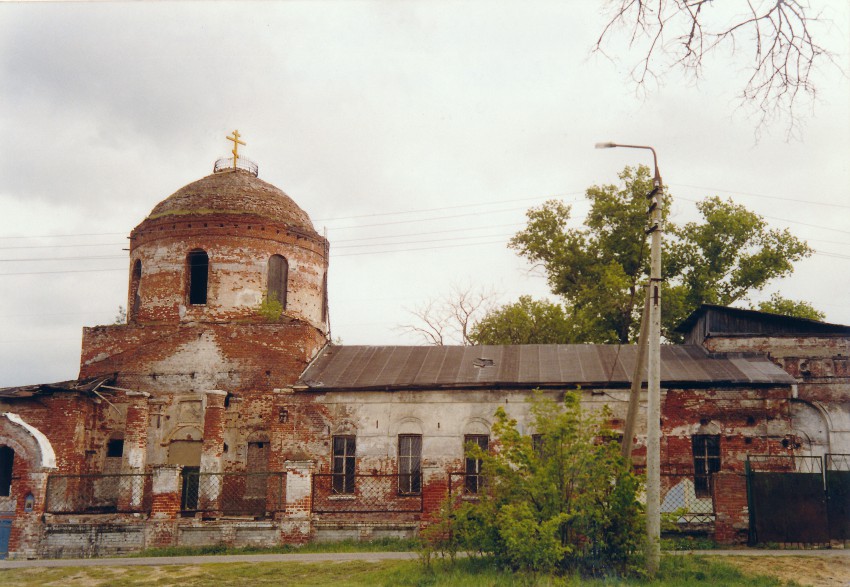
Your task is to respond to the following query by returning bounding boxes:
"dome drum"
[125,170,329,333]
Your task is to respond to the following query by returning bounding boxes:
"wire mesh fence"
[180,471,285,516]
[311,473,423,513]
[660,472,715,525]
[448,471,486,497]
[45,473,152,514]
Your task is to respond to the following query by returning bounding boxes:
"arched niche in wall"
[103,433,125,474]
[790,399,831,458]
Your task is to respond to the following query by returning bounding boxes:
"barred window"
[464,435,488,494]
[398,435,422,495]
[692,434,720,497]
[332,435,356,494]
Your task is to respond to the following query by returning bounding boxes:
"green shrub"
[422,390,644,577]
[257,293,284,321]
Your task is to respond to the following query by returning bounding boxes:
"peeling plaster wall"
[703,335,850,454]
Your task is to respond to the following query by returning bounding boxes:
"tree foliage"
[594,0,839,137]
[753,293,825,321]
[508,165,812,343]
[422,391,643,576]
[469,296,575,345]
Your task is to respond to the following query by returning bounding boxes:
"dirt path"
[706,554,850,587]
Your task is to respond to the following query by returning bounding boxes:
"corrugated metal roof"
[297,344,796,391]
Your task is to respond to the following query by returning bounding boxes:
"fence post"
[199,390,227,513]
[281,460,314,544]
[119,391,150,511]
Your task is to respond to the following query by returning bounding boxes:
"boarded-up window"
[130,260,142,320]
[0,446,14,497]
[321,271,328,322]
[692,435,720,497]
[332,435,356,494]
[464,435,488,494]
[398,435,422,494]
[187,250,209,305]
[268,255,288,309]
[168,440,203,467]
[246,441,270,498]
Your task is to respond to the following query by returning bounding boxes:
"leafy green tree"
[424,392,643,575]
[469,296,575,345]
[754,293,825,321]
[664,197,812,333]
[507,166,812,343]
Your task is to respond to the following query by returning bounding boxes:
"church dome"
[146,170,317,235]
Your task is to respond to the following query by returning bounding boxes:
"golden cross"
[226,130,246,169]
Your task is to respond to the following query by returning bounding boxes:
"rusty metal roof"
[0,377,111,399]
[297,344,796,391]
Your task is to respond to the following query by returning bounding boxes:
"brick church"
[1,139,848,558]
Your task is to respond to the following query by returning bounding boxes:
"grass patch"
[0,555,802,586]
[660,535,718,550]
[129,537,421,558]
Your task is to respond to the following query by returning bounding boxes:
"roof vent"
[473,358,494,368]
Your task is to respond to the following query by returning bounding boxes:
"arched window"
[0,446,14,497]
[187,250,209,305]
[268,255,288,309]
[130,260,142,320]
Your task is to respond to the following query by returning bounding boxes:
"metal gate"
[746,454,849,545]
[827,454,850,541]
[0,518,11,559]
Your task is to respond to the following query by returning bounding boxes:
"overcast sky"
[1,1,849,387]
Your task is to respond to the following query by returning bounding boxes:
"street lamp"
[595,141,663,577]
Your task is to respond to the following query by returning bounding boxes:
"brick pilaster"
[119,391,150,511]
[281,460,314,543]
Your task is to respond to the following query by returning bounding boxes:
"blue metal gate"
[0,518,12,559]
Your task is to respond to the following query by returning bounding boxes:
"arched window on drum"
[268,255,289,310]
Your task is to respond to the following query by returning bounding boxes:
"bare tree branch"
[594,0,842,138]
[399,284,497,345]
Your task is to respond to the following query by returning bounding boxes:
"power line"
[675,196,850,235]
[669,183,850,210]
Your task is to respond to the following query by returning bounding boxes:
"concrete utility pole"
[595,142,663,577]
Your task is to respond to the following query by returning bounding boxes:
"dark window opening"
[187,250,209,305]
[130,260,142,320]
[531,434,545,459]
[181,466,200,512]
[268,255,289,309]
[106,439,124,458]
[464,435,488,494]
[332,435,356,494]
[398,435,422,495]
[0,446,14,497]
[692,434,720,497]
